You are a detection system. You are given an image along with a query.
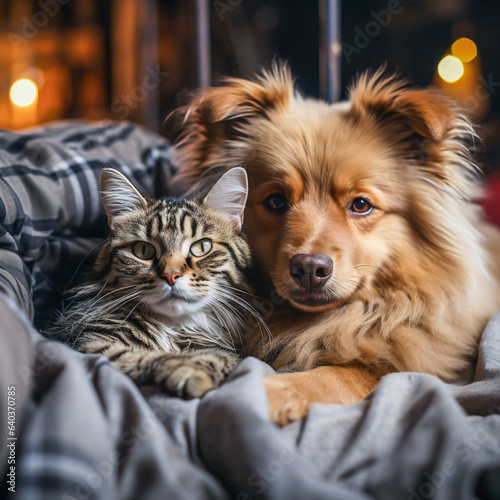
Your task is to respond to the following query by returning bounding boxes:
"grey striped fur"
[48,168,257,398]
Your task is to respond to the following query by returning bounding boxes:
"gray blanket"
[1,123,499,499]
[4,301,500,500]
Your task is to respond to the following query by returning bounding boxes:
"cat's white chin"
[149,297,209,319]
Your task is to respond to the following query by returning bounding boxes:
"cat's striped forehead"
[129,197,229,253]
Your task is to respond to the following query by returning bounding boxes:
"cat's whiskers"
[61,287,145,343]
[206,302,240,351]
[67,282,136,310]
[206,298,244,350]
[214,285,273,343]
[213,282,257,299]
[63,238,114,294]
[66,291,143,328]
[61,278,111,311]
[82,288,144,315]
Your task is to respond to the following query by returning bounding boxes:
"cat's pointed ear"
[100,169,147,224]
[204,168,248,231]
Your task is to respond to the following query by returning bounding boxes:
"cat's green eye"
[132,241,156,260]
[190,238,213,257]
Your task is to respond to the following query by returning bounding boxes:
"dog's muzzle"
[289,253,333,291]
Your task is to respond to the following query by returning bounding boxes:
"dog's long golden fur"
[171,63,500,424]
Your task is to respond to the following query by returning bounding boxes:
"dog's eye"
[350,198,373,215]
[263,193,289,214]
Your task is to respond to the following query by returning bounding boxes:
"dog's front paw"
[264,374,310,426]
[156,351,238,399]
[264,365,380,426]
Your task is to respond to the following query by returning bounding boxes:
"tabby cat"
[49,167,256,398]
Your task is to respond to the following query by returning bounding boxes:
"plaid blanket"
[1,122,499,500]
[0,121,176,329]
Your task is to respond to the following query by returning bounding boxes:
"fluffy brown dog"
[170,63,500,425]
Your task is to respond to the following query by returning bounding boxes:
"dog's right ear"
[170,62,294,194]
[184,64,293,124]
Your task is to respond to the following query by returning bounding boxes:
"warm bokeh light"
[438,56,464,83]
[10,79,38,107]
[451,38,477,63]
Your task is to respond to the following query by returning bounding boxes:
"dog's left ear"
[349,70,480,199]
[348,71,455,145]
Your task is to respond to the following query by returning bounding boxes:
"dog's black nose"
[289,253,333,290]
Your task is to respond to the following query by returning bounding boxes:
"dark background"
[1,0,499,167]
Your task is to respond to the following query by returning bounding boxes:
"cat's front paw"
[156,351,239,399]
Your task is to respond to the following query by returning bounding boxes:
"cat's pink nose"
[163,273,182,286]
